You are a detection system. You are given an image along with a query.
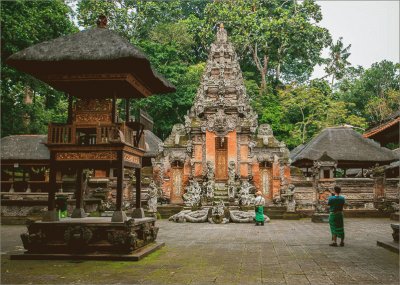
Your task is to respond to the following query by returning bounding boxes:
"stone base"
[390,212,399,221]
[20,217,158,254]
[111,210,127,222]
[283,212,301,220]
[41,210,59,222]
[11,242,165,261]
[71,208,86,218]
[311,213,329,223]
[132,208,145,218]
[377,240,399,254]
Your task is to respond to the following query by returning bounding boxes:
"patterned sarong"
[329,211,344,239]
[255,206,264,222]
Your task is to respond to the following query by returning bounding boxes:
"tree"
[1,0,77,137]
[336,60,400,125]
[323,37,351,88]
[203,0,331,93]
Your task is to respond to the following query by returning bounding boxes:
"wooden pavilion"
[6,16,175,256]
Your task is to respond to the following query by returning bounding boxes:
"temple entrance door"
[260,162,273,201]
[170,161,183,203]
[215,137,228,181]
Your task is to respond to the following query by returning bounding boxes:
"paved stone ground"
[1,218,398,285]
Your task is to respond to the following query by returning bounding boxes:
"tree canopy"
[1,0,399,149]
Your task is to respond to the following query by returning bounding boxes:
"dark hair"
[334,186,341,194]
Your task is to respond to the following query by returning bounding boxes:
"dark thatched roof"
[289,144,305,161]
[1,132,161,161]
[6,27,175,97]
[291,127,397,168]
[143,130,162,158]
[1,135,49,161]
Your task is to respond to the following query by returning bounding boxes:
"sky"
[312,0,400,78]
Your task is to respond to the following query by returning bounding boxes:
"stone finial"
[97,15,108,28]
[217,23,227,43]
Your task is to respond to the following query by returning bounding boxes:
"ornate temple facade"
[153,26,290,205]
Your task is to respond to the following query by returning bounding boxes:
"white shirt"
[254,196,265,206]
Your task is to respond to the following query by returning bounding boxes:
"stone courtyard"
[1,218,398,285]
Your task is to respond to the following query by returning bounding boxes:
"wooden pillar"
[115,163,124,211]
[112,151,127,222]
[67,95,73,124]
[135,168,141,209]
[71,168,85,218]
[112,95,116,123]
[132,166,145,218]
[42,154,59,221]
[125,98,130,123]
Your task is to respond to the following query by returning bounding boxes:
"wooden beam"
[135,167,141,209]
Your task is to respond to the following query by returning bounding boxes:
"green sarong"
[329,211,344,239]
[255,206,264,222]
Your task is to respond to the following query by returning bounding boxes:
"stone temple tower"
[153,25,290,204]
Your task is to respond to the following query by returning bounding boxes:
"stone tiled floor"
[1,218,398,284]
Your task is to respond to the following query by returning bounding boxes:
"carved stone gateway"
[155,25,290,209]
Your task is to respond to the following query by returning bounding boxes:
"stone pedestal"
[71,208,86,218]
[111,210,127,222]
[391,224,399,243]
[132,208,145,218]
[390,212,399,221]
[42,210,59,222]
[311,213,329,223]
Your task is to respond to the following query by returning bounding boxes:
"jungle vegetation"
[1,0,399,149]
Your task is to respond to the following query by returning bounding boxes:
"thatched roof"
[1,135,49,161]
[289,144,305,161]
[291,126,397,168]
[0,132,161,161]
[6,27,175,97]
[143,130,162,158]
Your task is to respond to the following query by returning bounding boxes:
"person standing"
[328,186,345,246]
[254,191,265,226]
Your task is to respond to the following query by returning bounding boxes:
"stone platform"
[17,217,159,255]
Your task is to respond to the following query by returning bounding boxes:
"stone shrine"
[153,25,290,206]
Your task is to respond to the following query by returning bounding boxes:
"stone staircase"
[213,182,229,203]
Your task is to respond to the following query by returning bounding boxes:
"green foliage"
[203,0,331,91]
[1,0,398,153]
[336,60,400,125]
[1,0,77,137]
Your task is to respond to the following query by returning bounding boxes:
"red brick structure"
[154,25,290,205]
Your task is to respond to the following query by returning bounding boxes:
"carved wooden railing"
[47,122,145,150]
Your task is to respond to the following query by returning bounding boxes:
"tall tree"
[1,0,77,137]
[324,37,351,88]
[203,0,331,94]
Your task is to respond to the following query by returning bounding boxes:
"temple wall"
[227,131,237,166]
[205,131,216,163]
[272,162,281,200]
[385,178,400,201]
[336,178,375,209]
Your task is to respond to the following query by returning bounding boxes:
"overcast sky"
[312,0,399,78]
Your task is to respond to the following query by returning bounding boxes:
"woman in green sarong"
[254,191,265,226]
[328,186,345,246]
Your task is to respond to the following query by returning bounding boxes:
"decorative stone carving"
[182,179,202,208]
[147,181,160,213]
[239,181,255,206]
[55,151,117,161]
[64,226,93,248]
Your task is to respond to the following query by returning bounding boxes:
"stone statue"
[203,161,215,200]
[147,181,159,213]
[230,210,270,223]
[257,124,274,146]
[280,184,296,212]
[227,161,236,200]
[182,180,202,208]
[239,181,255,206]
[208,200,229,224]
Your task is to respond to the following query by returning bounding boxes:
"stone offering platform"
[13,217,159,257]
